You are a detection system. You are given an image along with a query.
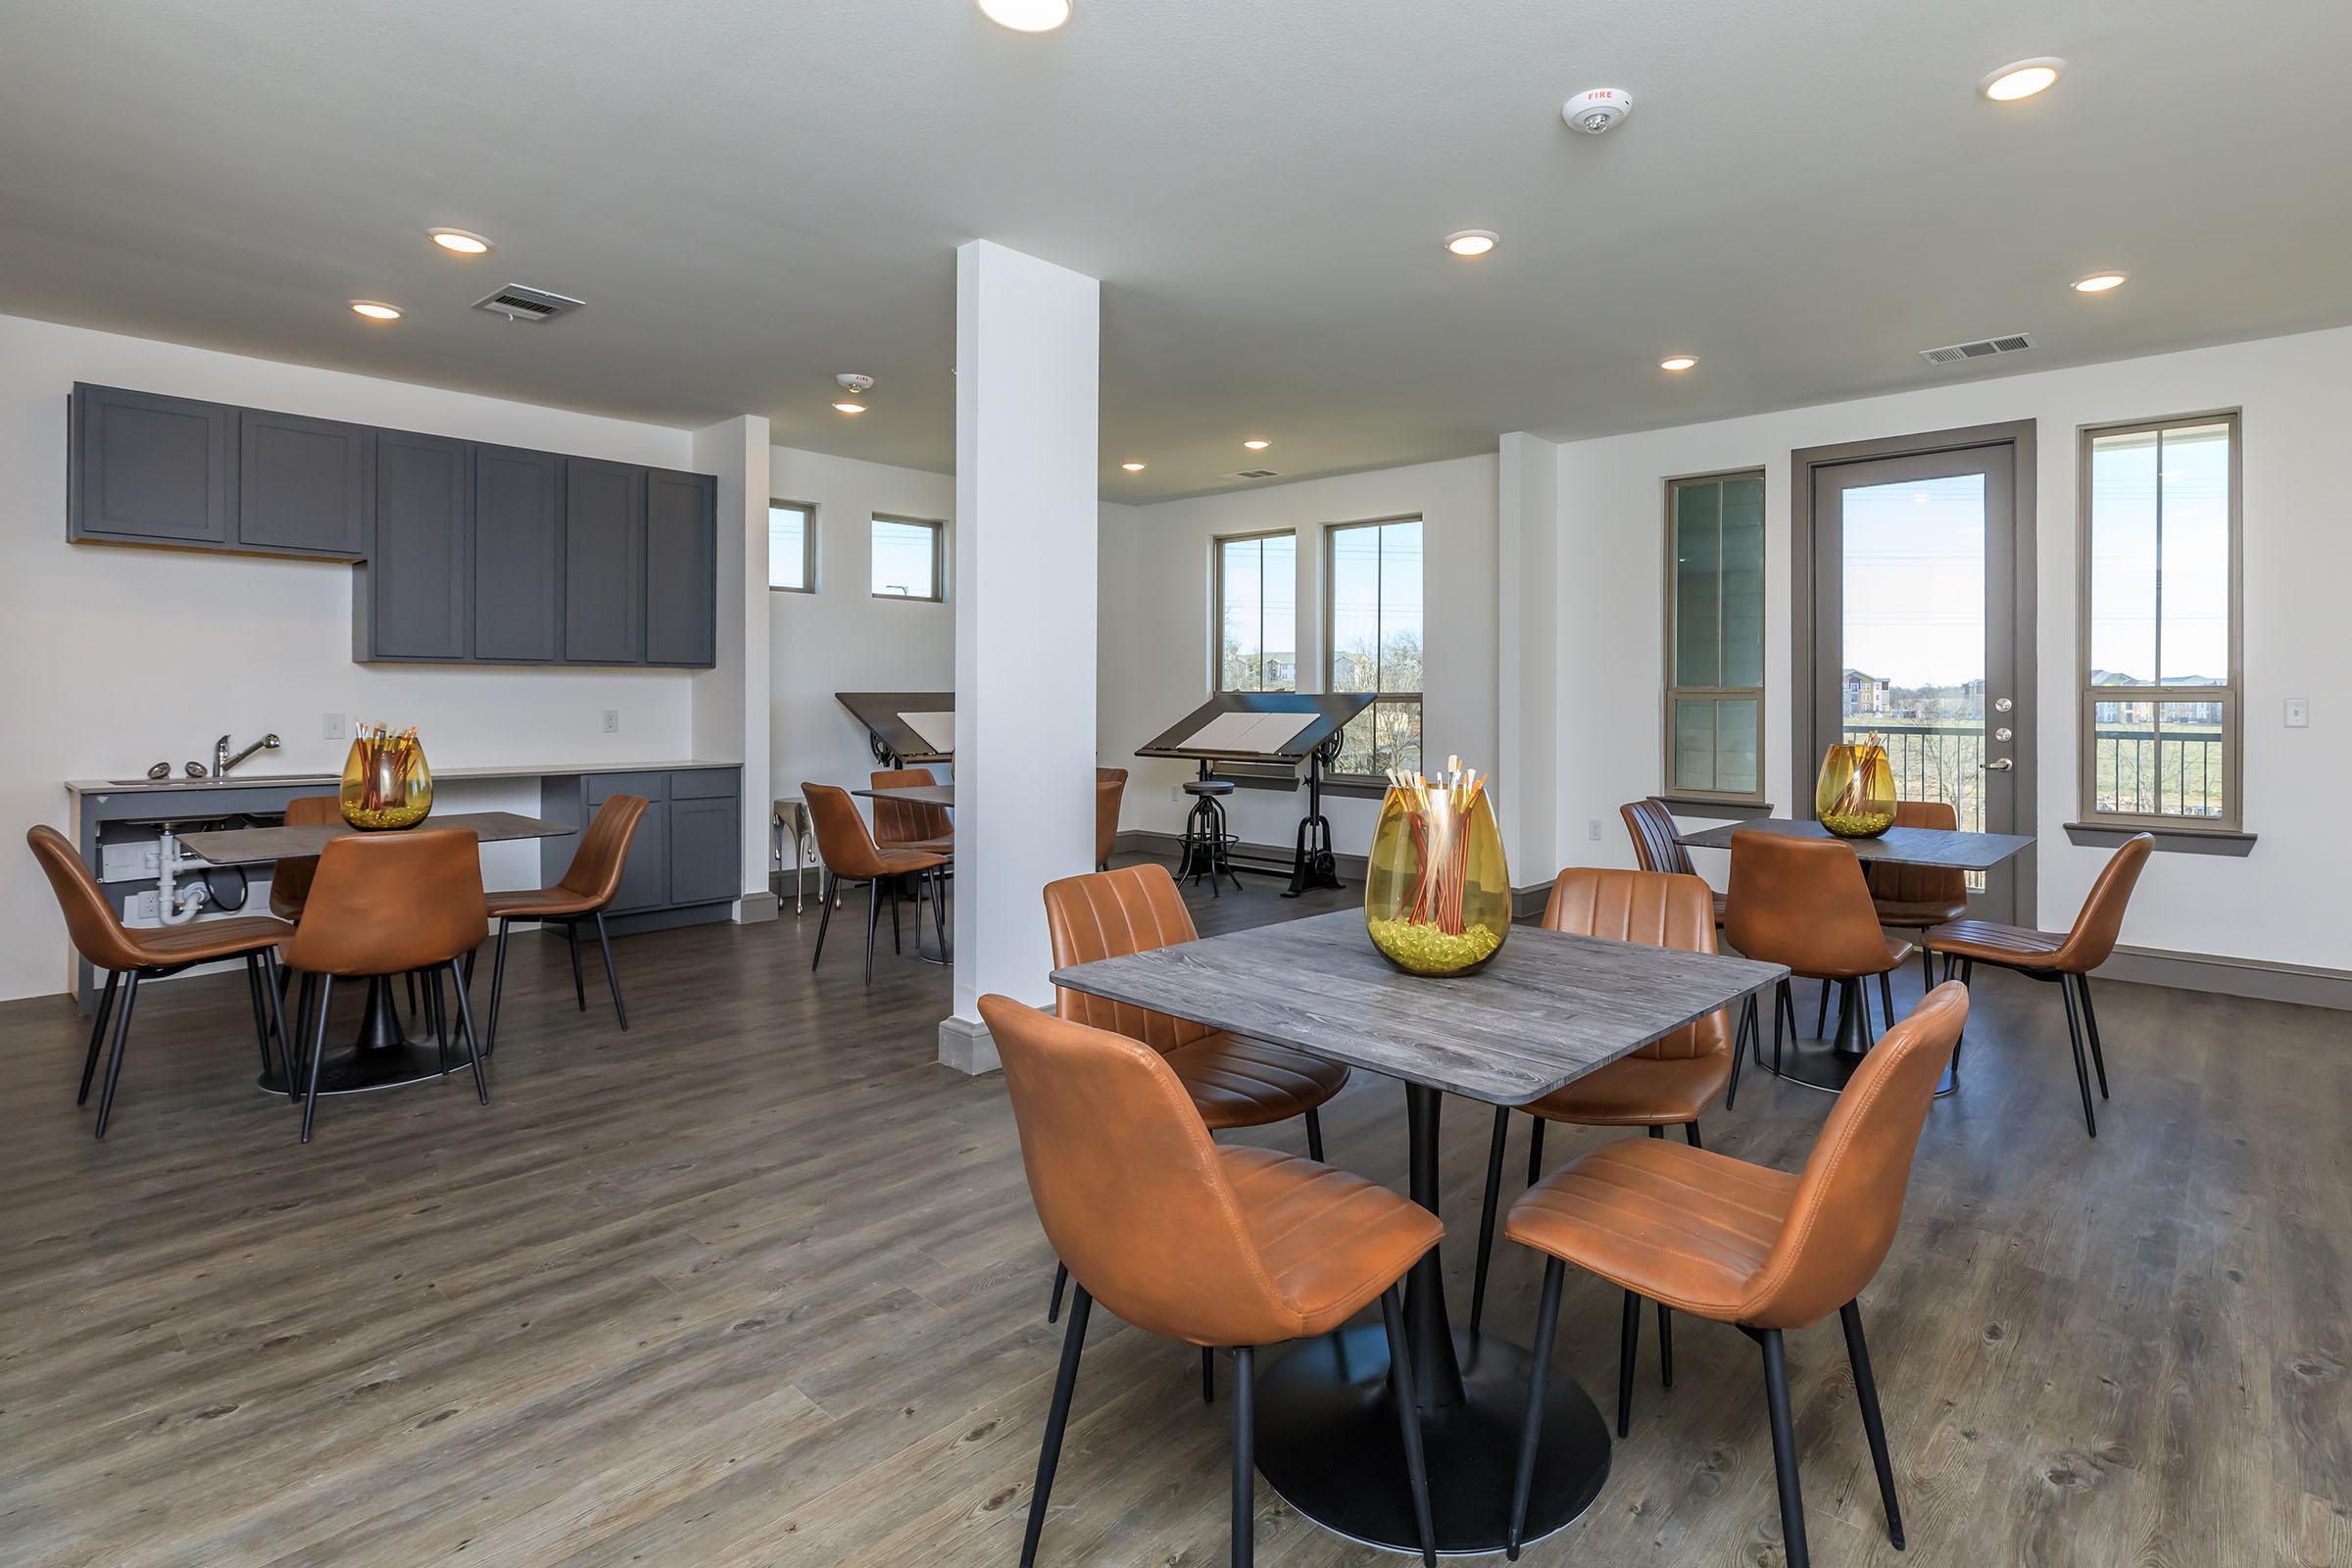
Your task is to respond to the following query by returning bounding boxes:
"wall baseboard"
[735,890,780,924]
[2097,944,2352,1011]
[937,1013,998,1075]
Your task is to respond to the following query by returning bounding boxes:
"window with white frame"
[768,501,815,592]
[871,514,945,602]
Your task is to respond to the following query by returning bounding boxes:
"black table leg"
[256,973,461,1097]
[1250,1082,1611,1553]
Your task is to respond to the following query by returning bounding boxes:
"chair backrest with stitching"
[270,795,342,920]
[869,768,951,849]
[1725,831,1893,978]
[1621,798,1699,878]
[285,829,487,978]
[1043,862,1216,1054]
[1864,799,1968,910]
[803,782,899,881]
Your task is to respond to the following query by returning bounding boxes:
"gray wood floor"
[2,858,2346,1567]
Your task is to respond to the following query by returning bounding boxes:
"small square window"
[872,515,946,602]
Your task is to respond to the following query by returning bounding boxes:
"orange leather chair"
[1467,868,1735,1363]
[1500,983,1969,1567]
[1726,831,1913,1085]
[1925,832,2153,1137]
[803,783,949,982]
[1866,800,1970,1002]
[27,825,296,1139]
[868,766,953,854]
[1621,797,1727,926]
[981,994,1441,1568]
[285,829,491,1144]
[478,794,648,1052]
[268,795,341,920]
[1094,766,1127,871]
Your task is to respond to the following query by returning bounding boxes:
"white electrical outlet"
[125,890,161,924]
[323,711,346,741]
[1588,818,1603,842]
[2285,697,2310,728]
[602,709,621,734]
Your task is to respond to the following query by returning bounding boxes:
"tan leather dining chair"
[1467,867,1735,1394]
[26,825,296,1139]
[868,766,953,854]
[477,794,648,1053]
[981,994,1442,1568]
[1500,982,1969,1567]
[1865,799,1970,1001]
[1726,831,1913,1084]
[1094,766,1127,870]
[803,783,948,982]
[1622,797,1727,926]
[1925,832,2153,1137]
[268,795,341,921]
[286,828,490,1144]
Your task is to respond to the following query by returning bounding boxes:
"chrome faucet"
[214,732,281,779]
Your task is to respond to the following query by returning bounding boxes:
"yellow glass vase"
[1815,739,1896,838]
[1364,767,1511,976]
[339,730,433,831]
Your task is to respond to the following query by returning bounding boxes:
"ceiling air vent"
[1918,331,2034,366]
[1225,468,1281,480]
[471,284,585,323]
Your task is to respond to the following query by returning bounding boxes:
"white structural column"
[689,415,777,921]
[1496,430,1560,885]
[939,240,1101,1073]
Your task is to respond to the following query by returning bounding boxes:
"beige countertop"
[67,760,741,796]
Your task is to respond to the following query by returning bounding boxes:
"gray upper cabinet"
[645,468,717,666]
[70,384,235,547]
[472,446,564,662]
[359,432,470,662]
[237,410,370,557]
[564,459,646,664]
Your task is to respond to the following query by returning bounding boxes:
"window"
[1325,516,1423,778]
[2080,413,2241,829]
[1665,471,1766,802]
[871,514,945,602]
[1214,531,1298,692]
[768,500,815,592]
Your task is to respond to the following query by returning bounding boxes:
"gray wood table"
[1674,815,2034,871]
[1053,907,1785,1555]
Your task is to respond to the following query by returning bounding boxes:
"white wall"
[1544,325,2352,971]
[766,446,956,817]
[0,312,719,1002]
[1100,455,1500,871]
[692,416,771,904]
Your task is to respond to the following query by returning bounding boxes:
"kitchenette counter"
[67,760,742,795]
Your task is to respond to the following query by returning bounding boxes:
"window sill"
[1656,796,1774,821]
[2063,821,2258,857]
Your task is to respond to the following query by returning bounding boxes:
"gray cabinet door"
[610,800,669,913]
[237,409,369,557]
[367,432,471,661]
[667,794,740,906]
[564,459,645,663]
[70,384,235,546]
[645,468,716,666]
[472,446,564,662]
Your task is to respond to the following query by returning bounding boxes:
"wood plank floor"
[2,858,2347,1566]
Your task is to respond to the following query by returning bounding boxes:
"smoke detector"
[836,373,875,395]
[1562,87,1633,134]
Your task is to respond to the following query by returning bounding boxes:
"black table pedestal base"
[257,975,454,1098]
[1252,1324,1610,1556]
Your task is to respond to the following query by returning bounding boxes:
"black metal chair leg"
[428,966,449,1073]
[1526,1116,1546,1186]
[2060,970,2098,1138]
[1920,945,1936,1000]
[1379,1287,1439,1567]
[1202,1345,1215,1404]
[446,959,490,1105]
[593,910,627,1031]
[811,874,837,970]
[1840,1300,1905,1549]
[1047,1261,1068,1325]
[485,919,512,1056]
[890,875,903,955]
[1303,1106,1325,1163]
[1880,970,1897,1037]
[2077,973,2110,1099]
[405,969,418,1020]
[1470,1104,1509,1334]
[931,865,949,956]
[863,879,882,985]
[293,969,316,1083]
[1684,1121,1702,1149]
[1727,994,1753,1108]
[77,971,122,1107]
[1021,1283,1092,1568]
[1658,1302,1674,1389]
[1756,1326,1812,1568]
[243,955,274,1080]
[91,970,142,1139]
[1616,1288,1641,1438]
[1230,1343,1255,1567]
[1506,1256,1566,1560]
[565,920,587,1010]
[260,950,297,1100]
[299,974,335,1145]
[1815,978,1831,1038]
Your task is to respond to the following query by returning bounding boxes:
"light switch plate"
[2285,697,2310,728]
[1588,818,1603,842]
[323,712,345,741]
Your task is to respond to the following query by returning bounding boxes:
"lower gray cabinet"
[610,801,671,914]
[668,796,740,906]
[543,767,741,927]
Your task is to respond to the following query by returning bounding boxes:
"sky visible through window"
[768,504,808,590]
[871,517,938,599]
[1840,474,1986,698]
[2089,423,2230,686]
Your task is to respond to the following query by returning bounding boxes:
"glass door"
[1809,442,2027,921]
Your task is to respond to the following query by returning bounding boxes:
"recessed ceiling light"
[1243,439,1271,451]
[427,227,493,256]
[1980,58,2063,101]
[833,401,867,415]
[1658,355,1698,371]
[2072,270,2129,293]
[1444,229,1498,258]
[349,300,402,321]
[978,0,1070,30]
[1121,462,1148,471]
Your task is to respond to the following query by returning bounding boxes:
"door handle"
[1981,758,2014,772]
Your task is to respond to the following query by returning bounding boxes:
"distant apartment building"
[1843,667,1890,717]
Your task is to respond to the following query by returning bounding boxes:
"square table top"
[853,784,956,808]
[1675,816,2034,872]
[1050,908,1787,1105]
[175,811,572,866]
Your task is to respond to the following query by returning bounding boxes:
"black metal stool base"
[1252,1324,1610,1556]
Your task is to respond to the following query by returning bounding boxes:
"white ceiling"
[5,0,2349,501]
